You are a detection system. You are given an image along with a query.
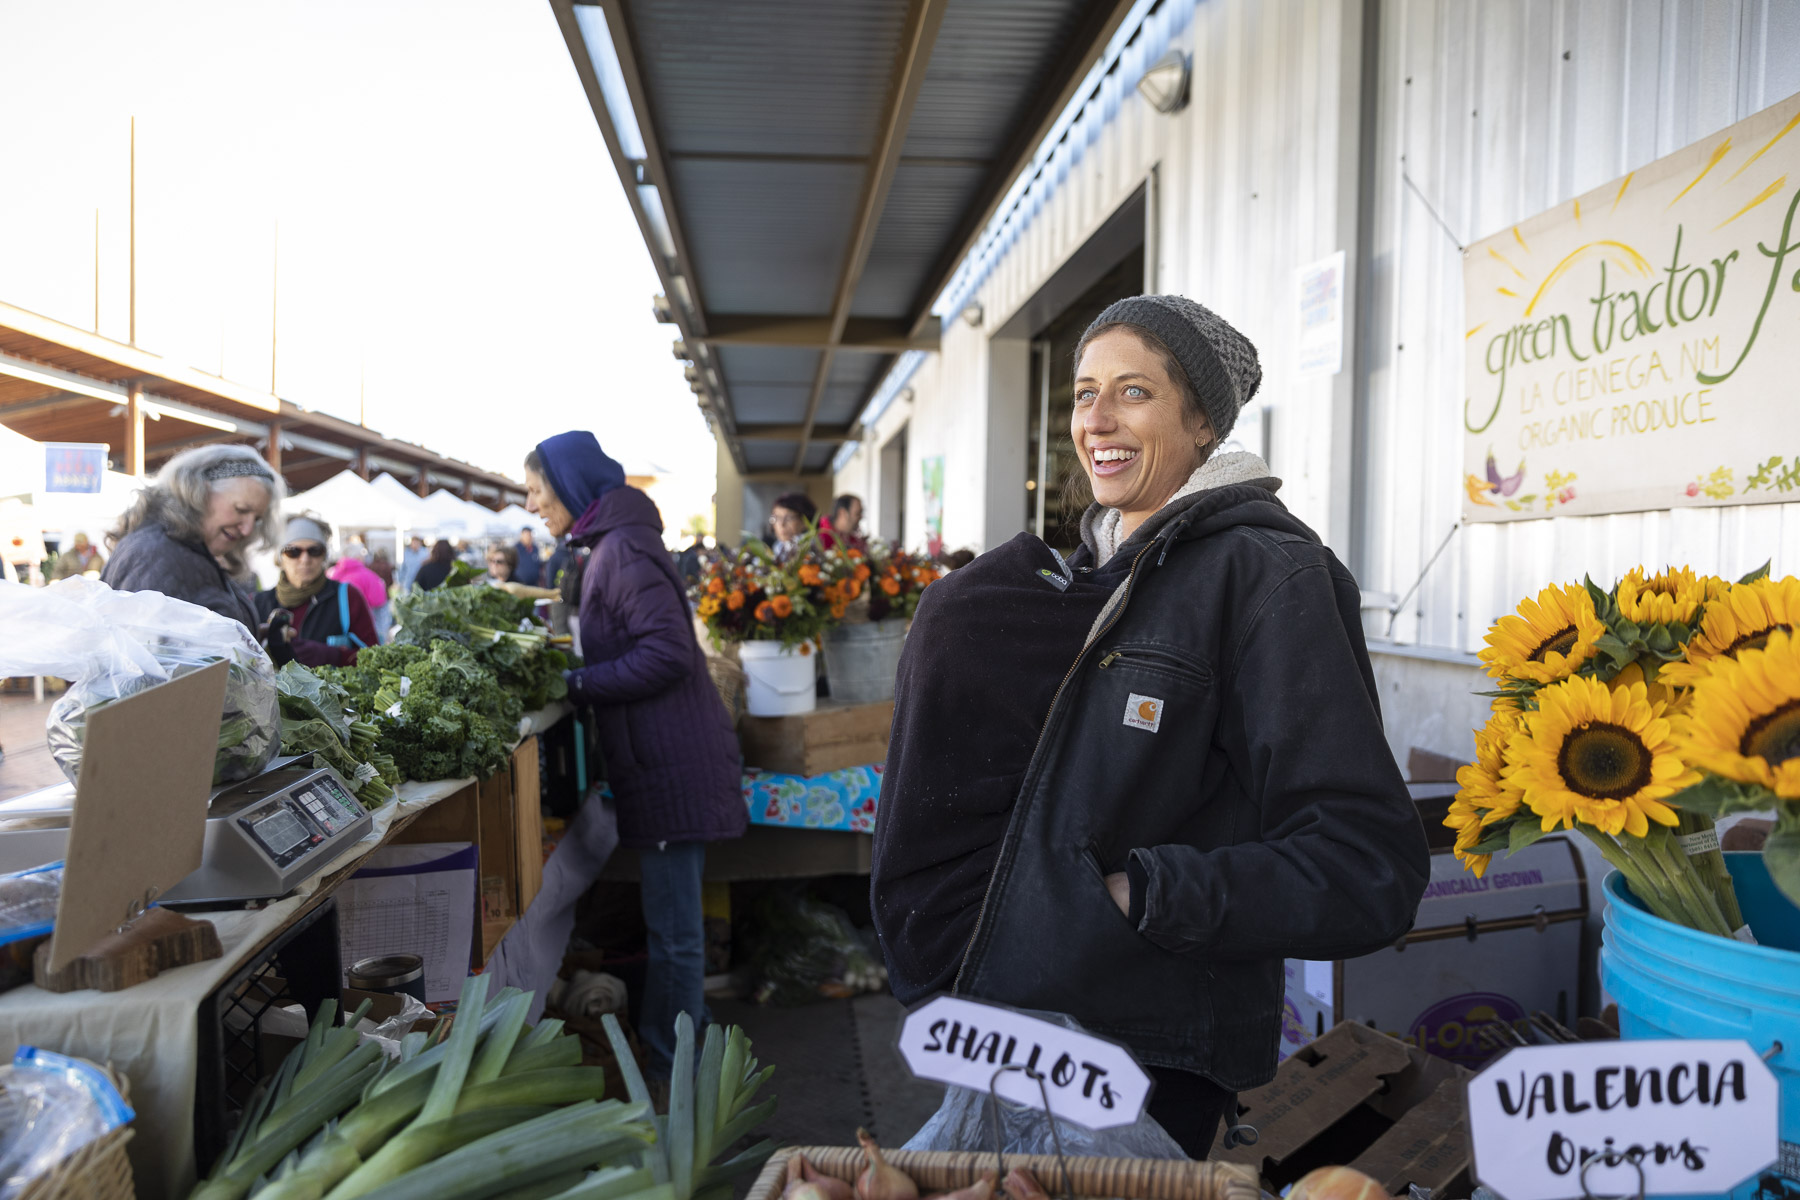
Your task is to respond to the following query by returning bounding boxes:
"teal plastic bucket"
[1601,853,1800,1198]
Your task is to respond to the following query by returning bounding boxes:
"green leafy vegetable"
[320,642,518,782]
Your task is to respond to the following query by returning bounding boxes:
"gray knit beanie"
[1083,294,1262,442]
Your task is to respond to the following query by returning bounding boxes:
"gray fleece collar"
[1080,450,1281,567]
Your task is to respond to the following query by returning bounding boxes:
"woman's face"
[525,467,575,538]
[202,478,272,558]
[1071,329,1209,528]
[834,499,862,534]
[486,551,510,580]
[770,506,803,543]
[280,539,327,588]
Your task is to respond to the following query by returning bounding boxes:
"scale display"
[160,762,373,904]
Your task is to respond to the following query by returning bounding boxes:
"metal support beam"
[356,447,370,480]
[737,423,853,442]
[265,419,283,472]
[794,0,949,472]
[124,383,145,476]
[701,315,938,354]
[903,0,1140,339]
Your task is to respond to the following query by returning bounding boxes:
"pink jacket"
[329,557,389,611]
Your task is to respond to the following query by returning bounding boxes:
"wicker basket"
[747,1147,1259,1200]
[707,654,747,725]
[16,1064,135,1200]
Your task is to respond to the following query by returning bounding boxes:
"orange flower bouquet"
[691,533,836,652]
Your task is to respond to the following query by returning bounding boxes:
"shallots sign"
[1467,1039,1778,1199]
[896,996,1152,1130]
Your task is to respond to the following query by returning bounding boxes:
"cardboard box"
[1218,1021,1471,1196]
[1280,835,1587,1069]
[737,699,893,776]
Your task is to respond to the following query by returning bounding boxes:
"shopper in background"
[102,444,283,630]
[398,534,428,592]
[543,534,572,591]
[872,294,1428,1157]
[254,515,377,666]
[369,547,396,590]
[831,494,868,553]
[770,491,829,556]
[50,532,104,580]
[514,527,542,586]
[412,539,456,592]
[486,543,519,584]
[489,429,745,1080]
[330,540,394,644]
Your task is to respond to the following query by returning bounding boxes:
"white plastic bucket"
[738,640,817,716]
[822,620,907,705]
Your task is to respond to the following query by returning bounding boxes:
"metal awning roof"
[0,301,525,504]
[552,0,1135,476]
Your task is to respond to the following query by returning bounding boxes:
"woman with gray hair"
[102,443,284,630]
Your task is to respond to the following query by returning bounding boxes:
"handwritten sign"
[1463,91,1800,521]
[1467,1040,1778,1199]
[896,995,1152,1130]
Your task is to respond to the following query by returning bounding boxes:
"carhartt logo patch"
[1123,693,1163,732]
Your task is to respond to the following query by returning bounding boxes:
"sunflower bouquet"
[1447,565,1800,938]
[692,536,836,652]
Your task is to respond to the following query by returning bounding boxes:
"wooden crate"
[393,740,543,966]
[737,699,893,776]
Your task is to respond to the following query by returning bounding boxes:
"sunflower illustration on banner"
[1449,563,1800,939]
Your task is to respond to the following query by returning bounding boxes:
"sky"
[0,0,718,534]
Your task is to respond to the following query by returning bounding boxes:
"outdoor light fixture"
[1136,50,1190,114]
[671,339,690,361]
[651,294,676,323]
[961,301,984,328]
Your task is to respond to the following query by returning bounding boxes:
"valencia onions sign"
[1463,91,1800,521]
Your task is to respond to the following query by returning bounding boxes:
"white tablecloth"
[0,775,471,1199]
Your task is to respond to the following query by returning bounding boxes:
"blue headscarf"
[534,431,625,515]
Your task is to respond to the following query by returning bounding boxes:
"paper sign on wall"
[1296,251,1346,379]
[1467,1039,1779,1200]
[896,995,1152,1130]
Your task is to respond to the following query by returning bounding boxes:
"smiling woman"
[873,293,1430,1159]
[101,443,285,630]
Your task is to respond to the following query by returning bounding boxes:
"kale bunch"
[274,663,399,807]
[319,642,520,782]
[392,581,570,711]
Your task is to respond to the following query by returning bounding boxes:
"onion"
[1002,1167,1049,1200]
[855,1128,919,1200]
[1289,1166,1388,1200]
[783,1154,854,1200]
[939,1170,997,1200]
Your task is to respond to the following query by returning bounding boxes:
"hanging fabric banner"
[1463,91,1800,521]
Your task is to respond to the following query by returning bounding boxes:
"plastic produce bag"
[741,889,888,1005]
[902,1011,1188,1160]
[0,1047,134,1198]
[0,577,280,787]
[0,864,61,950]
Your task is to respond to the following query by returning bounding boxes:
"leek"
[502,1034,583,1076]
[370,1101,657,1200]
[541,1166,652,1200]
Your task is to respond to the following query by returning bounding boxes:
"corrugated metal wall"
[1362,0,1800,653]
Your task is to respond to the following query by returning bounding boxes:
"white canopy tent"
[420,489,490,539]
[490,503,549,539]
[284,470,421,534]
[366,473,445,533]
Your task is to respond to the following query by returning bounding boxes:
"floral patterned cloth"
[742,765,882,832]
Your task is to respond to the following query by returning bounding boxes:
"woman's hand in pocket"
[1104,871,1131,916]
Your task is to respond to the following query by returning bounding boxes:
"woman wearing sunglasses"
[252,514,378,667]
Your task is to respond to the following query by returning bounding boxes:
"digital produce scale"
[0,758,373,905]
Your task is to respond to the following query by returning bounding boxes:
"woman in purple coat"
[491,430,744,1077]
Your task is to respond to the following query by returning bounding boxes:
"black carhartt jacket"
[874,482,1429,1091]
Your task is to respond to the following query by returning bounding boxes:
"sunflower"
[1662,575,1800,687]
[1510,675,1694,837]
[1678,628,1800,798]
[1454,711,1524,826]
[1444,795,1493,878]
[697,596,721,619]
[1616,565,1706,627]
[1611,660,1683,714]
[1479,583,1608,684]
